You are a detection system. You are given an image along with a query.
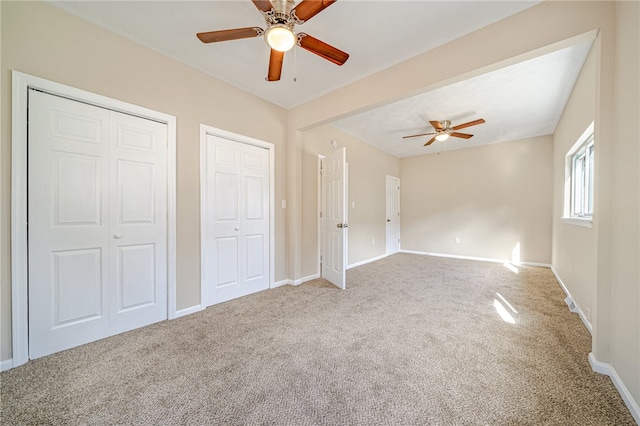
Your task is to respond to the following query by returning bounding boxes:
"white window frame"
[563,122,594,228]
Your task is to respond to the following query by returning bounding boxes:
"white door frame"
[199,124,275,307]
[11,71,177,368]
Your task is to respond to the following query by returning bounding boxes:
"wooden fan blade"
[298,33,349,65]
[451,132,473,139]
[424,137,437,146]
[430,120,443,130]
[452,118,485,130]
[252,0,273,13]
[197,27,262,43]
[403,132,436,139]
[267,49,284,81]
[292,0,336,22]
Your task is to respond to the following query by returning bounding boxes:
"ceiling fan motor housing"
[269,0,295,18]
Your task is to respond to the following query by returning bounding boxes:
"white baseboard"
[297,273,320,285]
[521,261,552,268]
[399,250,550,268]
[274,274,320,288]
[175,304,204,318]
[347,253,389,269]
[550,267,593,333]
[273,279,293,288]
[400,249,507,264]
[589,353,640,424]
[0,358,13,372]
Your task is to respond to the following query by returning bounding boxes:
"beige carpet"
[1,253,635,425]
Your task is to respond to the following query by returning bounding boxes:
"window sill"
[562,217,593,228]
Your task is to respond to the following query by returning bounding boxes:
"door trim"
[11,71,177,368]
[199,124,275,308]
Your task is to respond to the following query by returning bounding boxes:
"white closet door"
[203,134,270,305]
[28,91,168,359]
[109,111,167,334]
[28,91,111,358]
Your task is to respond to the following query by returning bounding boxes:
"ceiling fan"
[196,0,349,82]
[403,118,486,146]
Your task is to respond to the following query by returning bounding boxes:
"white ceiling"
[47,1,592,158]
[332,40,592,157]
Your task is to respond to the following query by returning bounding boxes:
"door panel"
[109,111,167,334]
[117,160,155,224]
[28,91,111,359]
[53,248,104,325]
[53,153,102,225]
[203,134,270,305]
[321,148,347,289]
[216,237,239,286]
[28,90,168,359]
[117,244,156,311]
[216,172,239,220]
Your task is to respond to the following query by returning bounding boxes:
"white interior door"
[203,134,270,305]
[386,175,401,254]
[28,90,167,359]
[109,111,168,334]
[321,148,347,289]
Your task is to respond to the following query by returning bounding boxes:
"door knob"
[337,223,343,228]
[113,233,123,239]
[235,227,239,231]
[387,219,391,222]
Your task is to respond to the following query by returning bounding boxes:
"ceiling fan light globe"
[435,133,450,142]
[266,25,295,52]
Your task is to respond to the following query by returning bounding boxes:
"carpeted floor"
[0,253,636,425]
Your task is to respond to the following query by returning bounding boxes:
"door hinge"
[320,211,322,218]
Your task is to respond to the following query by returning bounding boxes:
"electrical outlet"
[455,237,461,244]
[372,238,375,245]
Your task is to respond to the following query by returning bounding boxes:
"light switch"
[282,200,287,209]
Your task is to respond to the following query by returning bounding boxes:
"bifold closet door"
[28,90,167,359]
[203,134,270,306]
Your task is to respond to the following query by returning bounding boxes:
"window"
[571,133,594,217]
[564,122,594,226]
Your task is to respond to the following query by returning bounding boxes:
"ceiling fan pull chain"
[293,43,298,82]
[264,43,270,81]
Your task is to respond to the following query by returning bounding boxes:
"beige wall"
[401,137,552,263]
[0,1,288,361]
[610,0,639,404]
[300,125,400,278]
[551,45,597,324]
[548,0,638,409]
